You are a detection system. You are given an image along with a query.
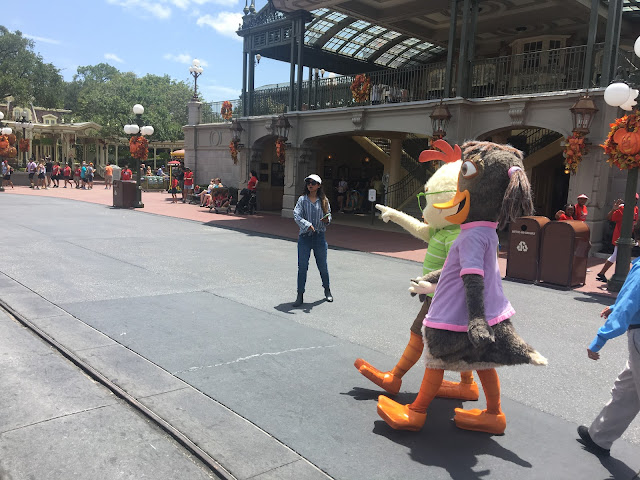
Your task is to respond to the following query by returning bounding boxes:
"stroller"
[234,188,257,215]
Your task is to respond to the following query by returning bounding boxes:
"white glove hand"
[375,204,393,223]
[409,278,436,295]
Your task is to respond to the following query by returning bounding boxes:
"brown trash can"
[539,220,591,287]
[113,180,137,208]
[506,216,550,282]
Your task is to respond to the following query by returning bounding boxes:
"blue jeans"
[297,231,329,293]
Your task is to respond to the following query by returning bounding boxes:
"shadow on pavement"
[371,398,533,480]
[274,298,326,314]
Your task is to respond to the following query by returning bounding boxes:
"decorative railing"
[202,99,242,124]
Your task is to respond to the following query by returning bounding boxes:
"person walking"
[27,158,37,188]
[578,256,640,457]
[63,163,72,188]
[2,160,13,189]
[45,156,53,188]
[292,174,333,307]
[36,161,46,189]
[86,163,94,189]
[597,195,639,282]
[183,167,194,203]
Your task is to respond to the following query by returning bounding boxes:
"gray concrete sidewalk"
[0,308,217,480]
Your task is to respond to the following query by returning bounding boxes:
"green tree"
[0,26,64,107]
[69,65,192,142]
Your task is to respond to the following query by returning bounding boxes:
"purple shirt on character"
[424,221,514,332]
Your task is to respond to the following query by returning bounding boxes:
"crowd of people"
[16,157,98,190]
[330,174,384,214]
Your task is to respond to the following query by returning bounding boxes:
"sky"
[6,0,296,102]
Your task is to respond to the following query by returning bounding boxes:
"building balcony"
[202,43,639,123]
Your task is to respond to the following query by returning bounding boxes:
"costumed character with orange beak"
[354,140,478,401]
[377,141,547,434]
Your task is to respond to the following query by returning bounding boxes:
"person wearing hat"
[597,194,639,282]
[575,194,589,222]
[292,174,333,307]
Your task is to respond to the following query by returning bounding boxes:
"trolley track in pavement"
[0,298,235,480]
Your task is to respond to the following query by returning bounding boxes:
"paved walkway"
[3,183,618,299]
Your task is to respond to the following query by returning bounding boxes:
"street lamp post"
[602,35,640,292]
[0,111,13,192]
[14,108,33,167]
[124,104,154,208]
[189,59,204,101]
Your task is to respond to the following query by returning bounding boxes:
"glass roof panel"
[304,8,445,68]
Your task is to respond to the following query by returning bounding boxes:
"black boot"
[292,292,303,307]
[324,288,333,302]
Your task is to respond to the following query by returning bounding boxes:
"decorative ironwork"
[241,0,287,30]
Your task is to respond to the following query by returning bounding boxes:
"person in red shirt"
[597,195,639,282]
[182,167,194,203]
[555,204,575,221]
[51,162,61,188]
[170,176,179,203]
[63,164,72,188]
[574,194,588,221]
[74,166,81,188]
[247,170,258,192]
[121,165,133,181]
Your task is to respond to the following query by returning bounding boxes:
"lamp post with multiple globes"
[601,35,640,291]
[14,108,33,167]
[123,104,154,208]
[189,59,204,101]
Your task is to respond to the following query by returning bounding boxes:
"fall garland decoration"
[275,138,286,165]
[563,132,587,174]
[0,134,17,158]
[229,140,239,164]
[221,101,233,121]
[601,110,640,170]
[129,135,149,160]
[350,74,371,103]
[19,138,29,153]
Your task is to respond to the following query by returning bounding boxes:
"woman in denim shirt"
[292,174,333,307]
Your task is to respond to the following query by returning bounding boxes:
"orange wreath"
[564,132,587,174]
[350,74,371,103]
[129,135,149,160]
[275,138,285,165]
[221,101,233,121]
[19,138,29,153]
[229,140,239,164]
[601,111,640,170]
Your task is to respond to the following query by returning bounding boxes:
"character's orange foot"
[377,395,426,431]
[354,359,401,395]
[454,408,506,434]
[436,380,480,401]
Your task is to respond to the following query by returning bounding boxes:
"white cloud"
[196,12,243,40]
[23,34,61,45]
[104,53,125,63]
[201,83,241,101]
[106,0,172,20]
[163,53,209,67]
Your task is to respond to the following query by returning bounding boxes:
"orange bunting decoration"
[19,138,29,153]
[275,138,285,165]
[563,132,587,175]
[350,74,371,103]
[229,140,239,164]
[129,135,149,160]
[221,101,233,121]
[601,111,640,170]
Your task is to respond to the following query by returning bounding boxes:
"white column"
[153,147,157,170]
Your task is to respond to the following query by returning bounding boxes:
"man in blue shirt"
[578,257,640,456]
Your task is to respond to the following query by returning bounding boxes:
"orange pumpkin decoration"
[613,128,640,155]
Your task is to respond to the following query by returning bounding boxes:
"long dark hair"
[301,182,329,214]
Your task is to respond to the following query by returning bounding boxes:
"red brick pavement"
[4,182,616,299]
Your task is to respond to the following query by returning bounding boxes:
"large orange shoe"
[354,358,402,395]
[377,396,426,431]
[436,380,480,401]
[454,408,506,434]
